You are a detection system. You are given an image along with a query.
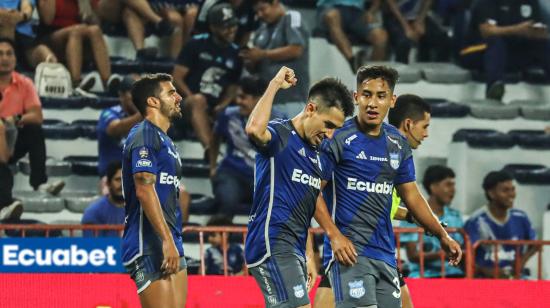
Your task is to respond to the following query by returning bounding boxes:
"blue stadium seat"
[452,129,515,148]
[40,96,88,109]
[181,158,209,178]
[63,156,99,176]
[425,98,470,118]
[89,96,119,110]
[72,119,98,139]
[18,157,71,177]
[43,119,81,139]
[502,164,550,184]
[189,194,216,215]
[508,130,550,149]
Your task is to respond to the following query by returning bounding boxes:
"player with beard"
[121,74,187,308]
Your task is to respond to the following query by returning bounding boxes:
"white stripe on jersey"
[325,172,337,274]
[123,206,144,266]
[247,157,276,268]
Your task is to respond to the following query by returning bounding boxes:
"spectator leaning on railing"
[464,170,538,278]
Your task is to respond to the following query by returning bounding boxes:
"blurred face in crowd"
[0,42,16,76]
[156,81,183,121]
[355,78,396,132]
[430,177,456,206]
[488,180,516,209]
[403,112,431,149]
[108,169,124,203]
[210,24,238,45]
[208,232,223,247]
[119,90,139,115]
[302,102,345,146]
[254,0,280,24]
[235,88,259,116]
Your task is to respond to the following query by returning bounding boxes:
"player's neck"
[356,117,382,137]
[145,112,170,133]
[427,196,444,216]
[488,202,508,222]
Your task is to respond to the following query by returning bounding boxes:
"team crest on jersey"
[349,280,365,299]
[390,152,400,170]
[293,284,305,298]
[135,270,144,283]
[139,147,149,158]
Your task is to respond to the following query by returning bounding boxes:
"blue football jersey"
[245,120,322,267]
[464,207,536,269]
[321,119,416,270]
[121,120,185,265]
[97,105,127,176]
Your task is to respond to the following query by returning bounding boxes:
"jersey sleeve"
[130,145,159,175]
[320,138,340,181]
[250,122,282,157]
[98,109,119,133]
[284,11,308,47]
[394,143,416,185]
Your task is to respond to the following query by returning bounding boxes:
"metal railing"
[470,239,550,280]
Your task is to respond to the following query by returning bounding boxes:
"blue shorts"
[125,254,187,294]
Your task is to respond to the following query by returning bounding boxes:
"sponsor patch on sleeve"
[136,159,152,168]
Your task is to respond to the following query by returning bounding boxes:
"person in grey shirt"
[240,0,309,118]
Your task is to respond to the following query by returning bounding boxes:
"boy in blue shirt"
[465,170,537,278]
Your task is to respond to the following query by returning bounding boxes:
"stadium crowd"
[0,0,549,284]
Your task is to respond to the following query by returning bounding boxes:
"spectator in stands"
[0,38,64,201]
[209,76,274,219]
[195,0,259,47]
[400,165,465,277]
[97,74,142,177]
[0,0,57,68]
[148,0,200,59]
[460,0,550,101]
[91,0,174,60]
[240,0,309,117]
[172,3,242,155]
[316,0,388,71]
[384,0,451,63]
[205,215,245,275]
[37,0,113,94]
[464,170,538,278]
[82,160,125,237]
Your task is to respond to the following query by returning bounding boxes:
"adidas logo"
[298,148,306,157]
[356,151,367,160]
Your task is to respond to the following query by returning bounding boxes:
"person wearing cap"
[240,0,309,118]
[97,74,142,177]
[172,3,243,158]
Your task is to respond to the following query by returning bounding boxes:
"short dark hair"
[423,165,455,194]
[0,37,16,52]
[106,160,122,183]
[239,75,267,97]
[131,73,173,116]
[308,78,354,117]
[356,65,399,92]
[388,94,431,127]
[482,171,514,201]
[252,0,275,6]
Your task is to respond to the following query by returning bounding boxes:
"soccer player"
[318,66,461,308]
[245,66,357,308]
[121,74,187,308]
[314,93,432,308]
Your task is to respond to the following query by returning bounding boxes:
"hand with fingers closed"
[330,231,358,266]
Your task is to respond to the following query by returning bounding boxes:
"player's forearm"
[306,231,315,260]
[209,135,221,172]
[313,194,340,240]
[399,184,448,239]
[136,181,173,241]
[245,81,278,142]
[107,113,142,137]
[417,0,432,21]
[264,45,304,61]
[480,23,525,38]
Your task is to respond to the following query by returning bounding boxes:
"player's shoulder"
[331,118,359,145]
[467,206,489,222]
[510,208,530,220]
[125,121,162,150]
[383,122,406,141]
[223,106,241,117]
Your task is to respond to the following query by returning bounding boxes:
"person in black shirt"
[172,3,243,155]
[460,0,550,100]
[195,0,258,46]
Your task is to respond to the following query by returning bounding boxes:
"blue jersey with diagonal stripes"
[121,120,185,265]
[245,119,322,267]
[321,119,415,269]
